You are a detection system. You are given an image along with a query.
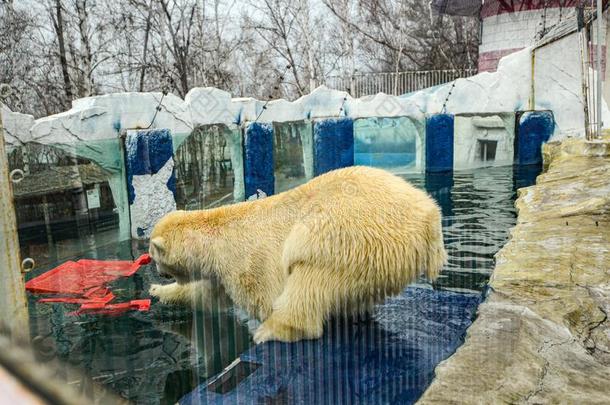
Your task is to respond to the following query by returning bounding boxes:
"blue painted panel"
[244,122,274,198]
[516,111,554,165]
[425,114,454,173]
[125,129,175,204]
[180,287,481,405]
[313,118,354,176]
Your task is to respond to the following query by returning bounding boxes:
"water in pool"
[24,165,539,404]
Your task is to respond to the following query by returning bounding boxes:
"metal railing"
[320,69,477,98]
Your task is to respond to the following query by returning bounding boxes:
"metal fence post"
[0,113,29,341]
[596,0,603,137]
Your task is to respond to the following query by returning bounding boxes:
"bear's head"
[149,210,214,283]
[149,207,244,283]
[149,236,178,280]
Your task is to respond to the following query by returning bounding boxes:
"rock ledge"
[418,136,610,404]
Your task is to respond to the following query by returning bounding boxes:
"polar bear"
[149,166,446,343]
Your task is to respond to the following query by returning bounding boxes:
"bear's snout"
[155,262,174,279]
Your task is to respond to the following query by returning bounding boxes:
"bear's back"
[281,166,445,290]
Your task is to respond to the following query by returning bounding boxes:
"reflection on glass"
[26,240,253,404]
[7,143,119,268]
[174,125,238,210]
[273,120,313,193]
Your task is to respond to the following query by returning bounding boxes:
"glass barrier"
[7,142,122,269]
[354,117,423,172]
[3,130,541,403]
[174,124,243,210]
[273,120,313,193]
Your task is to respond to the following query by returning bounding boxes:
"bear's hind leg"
[253,264,331,344]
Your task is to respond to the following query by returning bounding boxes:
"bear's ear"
[151,237,166,255]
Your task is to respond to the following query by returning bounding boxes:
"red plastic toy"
[72,299,152,316]
[25,254,152,316]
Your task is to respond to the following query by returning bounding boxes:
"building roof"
[432,1,589,18]
[13,164,110,198]
[430,0,482,16]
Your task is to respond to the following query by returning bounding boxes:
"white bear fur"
[148,166,447,343]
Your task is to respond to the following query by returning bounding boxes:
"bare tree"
[1,0,479,117]
[74,0,95,96]
[242,0,342,98]
[323,0,478,72]
[0,1,32,110]
[51,0,73,107]
[156,0,196,96]
[139,0,155,92]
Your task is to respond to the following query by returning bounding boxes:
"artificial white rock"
[295,85,350,119]
[257,98,307,123]
[31,92,192,145]
[471,116,505,128]
[232,97,265,124]
[0,103,34,150]
[347,92,424,121]
[185,87,239,127]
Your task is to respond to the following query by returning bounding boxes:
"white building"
[478,1,606,73]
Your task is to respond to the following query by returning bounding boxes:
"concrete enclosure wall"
[1,102,556,240]
[479,1,607,73]
[313,118,354,176]
[516,111,555,165]
[454,113,516,170]
[244,122,274,199]
[426,114,454,173]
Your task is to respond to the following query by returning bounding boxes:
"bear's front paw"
[253,323,276,344]
[149,283,178,304]
[149,284,164,298]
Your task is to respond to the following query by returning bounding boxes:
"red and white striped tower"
[478,1,607,73]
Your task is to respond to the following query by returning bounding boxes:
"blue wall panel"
[425,114,454,173]
[313,118,354,176]
[516,111,554,165]
[244,122,275,198]
[125,128,175,205]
